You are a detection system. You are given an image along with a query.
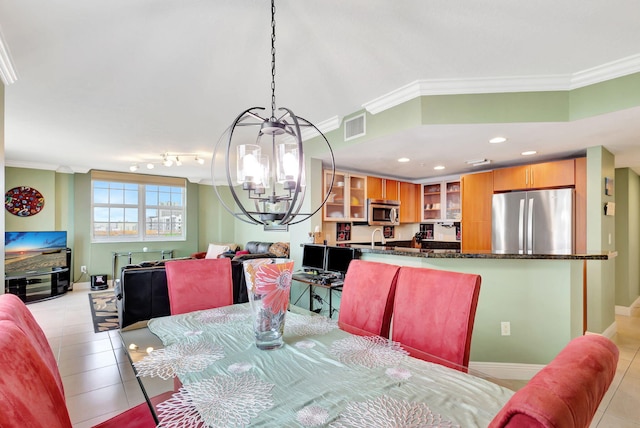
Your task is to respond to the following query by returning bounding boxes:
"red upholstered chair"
[337,260,400,338]
[0,293,64,396]
[391,266,481,369]
[0,320,73,427]
[489,334,619,428]
[165,258,234,315]
[0,317,173,428]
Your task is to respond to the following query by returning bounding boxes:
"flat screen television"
[301,244,326,272]
[325,246,357,276]
[5,231,68,276]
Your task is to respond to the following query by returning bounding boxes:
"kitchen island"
[349,244,614,377]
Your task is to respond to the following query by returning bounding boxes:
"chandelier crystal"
[212,0,335,231]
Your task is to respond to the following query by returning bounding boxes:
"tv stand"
[4,248,72,303]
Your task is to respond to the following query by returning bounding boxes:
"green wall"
[615,168,640,307]
[586,146,617,333]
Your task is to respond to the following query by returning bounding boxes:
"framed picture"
[605,177,614,196]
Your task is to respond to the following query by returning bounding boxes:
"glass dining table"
[120,304,515,427]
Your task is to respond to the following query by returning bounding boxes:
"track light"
[128,153,207,172]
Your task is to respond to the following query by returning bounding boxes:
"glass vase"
[243,258,294,350]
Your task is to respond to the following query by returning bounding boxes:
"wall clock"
[4,186,46,217]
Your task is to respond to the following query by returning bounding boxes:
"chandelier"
[212,0,335,231]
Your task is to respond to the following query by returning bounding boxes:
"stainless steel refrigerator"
[492,188,574,254]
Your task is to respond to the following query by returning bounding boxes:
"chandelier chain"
[270,0,276,120]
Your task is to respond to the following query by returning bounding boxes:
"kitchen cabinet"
[422,180,461,221]
[367,176,399,200]
[399,182,421,223]
[460,171,493,253]
[493,159,575,192]
[323,170,367,221]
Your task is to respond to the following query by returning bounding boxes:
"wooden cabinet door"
[530,159,575,189]
[574,157,586,253]
[493,165,529,191]
[367,177,399,200]
[385,179,400,200]
[366,176,383,199]
[399,182,420,223]
[461,171,493,253]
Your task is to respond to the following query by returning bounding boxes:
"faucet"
[371,228,386,248]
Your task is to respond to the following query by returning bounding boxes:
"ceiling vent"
[344,113,366,141]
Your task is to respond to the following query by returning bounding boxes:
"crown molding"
[5,160,89,174]
[300,115,341,141]
[570,53,640,89]
[363,54,640,115]
[0,26,17,85]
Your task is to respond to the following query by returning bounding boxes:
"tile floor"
[24,283,640,427]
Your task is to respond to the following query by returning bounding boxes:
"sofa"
[116,241,289,329]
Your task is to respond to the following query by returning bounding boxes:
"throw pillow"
[268,242,289,258]
[205,243,229,259]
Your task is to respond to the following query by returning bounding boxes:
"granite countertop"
[349,244,614,260]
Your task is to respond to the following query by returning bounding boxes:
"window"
[91,171,186,242]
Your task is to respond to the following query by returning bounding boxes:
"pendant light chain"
[270,0,277,121]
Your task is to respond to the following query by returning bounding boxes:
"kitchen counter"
[350,244,613,260]
[348,244,615,367]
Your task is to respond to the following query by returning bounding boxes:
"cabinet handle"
[525,170,528,185]
[531,169,534,185]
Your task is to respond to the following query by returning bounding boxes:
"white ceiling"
[1,0,640,183]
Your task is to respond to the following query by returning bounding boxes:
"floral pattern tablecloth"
[133,304,513,427]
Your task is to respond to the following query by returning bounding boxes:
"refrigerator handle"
[527,197,534,254]
[518,199,525,254]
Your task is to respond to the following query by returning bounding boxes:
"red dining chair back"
[489,334,619,428]
[165,258,234,315]
[0,293,64,396]
[337,260,401,338]
[392,266,481,369]
[0,320,73,428]
[0,301,172,428]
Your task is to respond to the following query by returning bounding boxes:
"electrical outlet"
[81,265,87,273]
[501,321,511,336]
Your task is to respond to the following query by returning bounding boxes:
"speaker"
[91,274,108,290]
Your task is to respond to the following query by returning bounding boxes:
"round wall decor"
[5,186,45,217]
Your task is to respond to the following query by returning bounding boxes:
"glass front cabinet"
[323,170,367,221]
[422,180,461,221]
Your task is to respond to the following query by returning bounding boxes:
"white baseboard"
[595,322,617,339]
[615,295,640,316]
[469,361,544,381]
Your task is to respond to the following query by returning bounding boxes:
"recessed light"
[521,150,537,156]
[434,165,445,170]
[397,157,410,163]
[489,137,507,144]
[129,164,139,172]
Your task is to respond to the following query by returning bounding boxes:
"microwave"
[367,199,400,226]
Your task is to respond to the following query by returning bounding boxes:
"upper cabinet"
[366,177,399,201]
[422,180,461,222]
[399,182,421,223]
[460,171,493,253]
[323,170,367,222]
[493,159,575,192]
